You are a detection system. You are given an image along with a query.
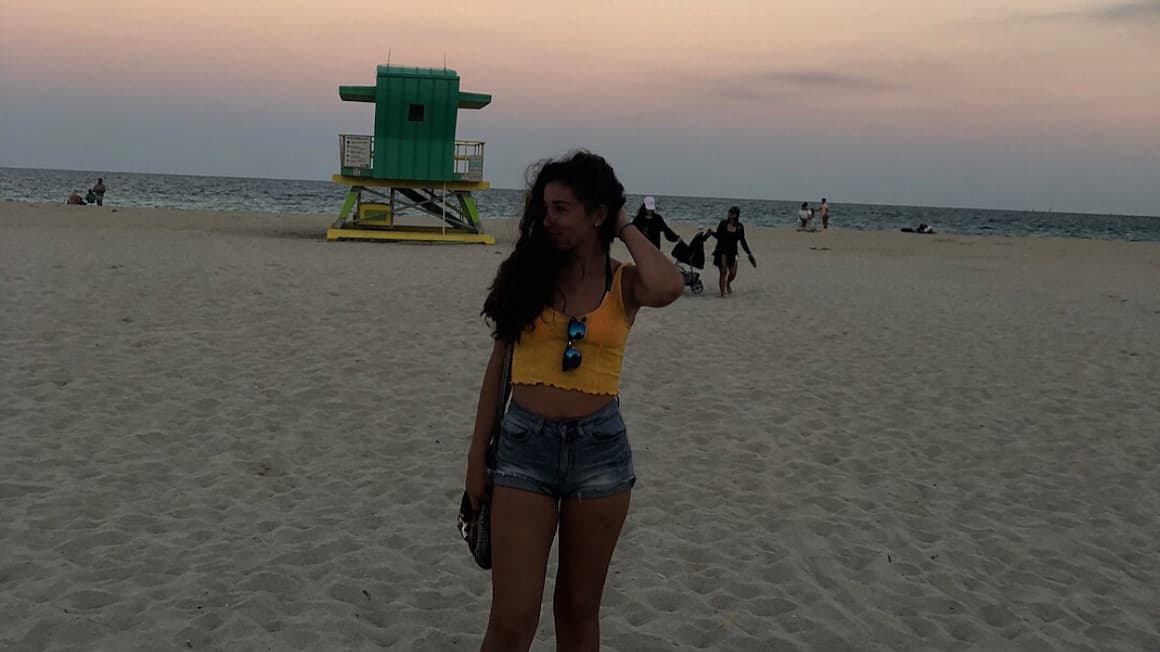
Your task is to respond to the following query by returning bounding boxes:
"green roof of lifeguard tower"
[339,65,492,110]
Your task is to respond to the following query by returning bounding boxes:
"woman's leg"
[482,487,560,652]
[552,491,631,652]
[726,261,739,293]
[716,256,728,297]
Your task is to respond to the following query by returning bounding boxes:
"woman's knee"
[486,607,540,648]
[553,589,601,626]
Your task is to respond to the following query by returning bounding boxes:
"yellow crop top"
[511,263,633,396]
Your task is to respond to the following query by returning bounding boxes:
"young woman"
[710,206,756,297]
[465,151,684,651]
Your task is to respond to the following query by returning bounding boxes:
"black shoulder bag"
[456,344,513,570]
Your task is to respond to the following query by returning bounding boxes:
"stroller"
[670,229,712,295]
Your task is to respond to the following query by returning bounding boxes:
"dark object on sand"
[901,223,935,234]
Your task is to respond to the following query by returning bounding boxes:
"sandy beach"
[2,202,1158,651]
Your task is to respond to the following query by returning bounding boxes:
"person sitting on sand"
[630,195,681,250]
[466,150,684,651]
[708,205,756,297]
[67,190,85,205]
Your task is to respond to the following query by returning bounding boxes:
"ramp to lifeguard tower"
[394,187,482,232]
[397,188,450,219]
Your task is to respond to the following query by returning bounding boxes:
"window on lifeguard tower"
[408,104,425,122]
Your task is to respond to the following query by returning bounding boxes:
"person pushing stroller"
[632,196,682,249]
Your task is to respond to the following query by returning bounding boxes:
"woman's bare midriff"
[511,383,616,419]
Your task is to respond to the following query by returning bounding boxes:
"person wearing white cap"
[630,196,681,250]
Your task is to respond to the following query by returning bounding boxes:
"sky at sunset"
[1,0,1158,214]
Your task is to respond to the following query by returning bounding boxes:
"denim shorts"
[490,399,635,500]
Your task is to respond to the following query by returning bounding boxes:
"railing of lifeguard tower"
[454,140,486,182]
[339,134,486,182]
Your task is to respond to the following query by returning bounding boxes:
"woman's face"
[543,181,601,251]
[727,210,739,222]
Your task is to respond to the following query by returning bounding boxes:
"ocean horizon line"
[3,165,1155,221]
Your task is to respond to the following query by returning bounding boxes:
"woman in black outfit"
[710,206,756,297]
[630,196,682,250]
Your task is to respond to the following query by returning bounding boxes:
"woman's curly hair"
[482,150,626,343]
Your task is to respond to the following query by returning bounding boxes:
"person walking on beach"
[820,197,830,229]
[466,151,684,651]
[709,206,756,297]
[91,178,106,206]
[630,195,681,250]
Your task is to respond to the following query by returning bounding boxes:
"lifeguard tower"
[329,65,494,244]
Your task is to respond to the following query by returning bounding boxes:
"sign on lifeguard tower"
[328,65,494,244]
[340,135,372,170]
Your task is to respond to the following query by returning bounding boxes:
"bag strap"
[492,343,514,437]
[487,343,514,469]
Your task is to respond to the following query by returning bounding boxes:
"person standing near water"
[91,178,106,206]
[820,197,830,229]
[798,202,811,229]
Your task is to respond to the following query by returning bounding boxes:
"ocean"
[3,167,1158,242]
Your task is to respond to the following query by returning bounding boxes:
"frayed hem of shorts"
[565,477,636,502]
[492,474,559,499]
